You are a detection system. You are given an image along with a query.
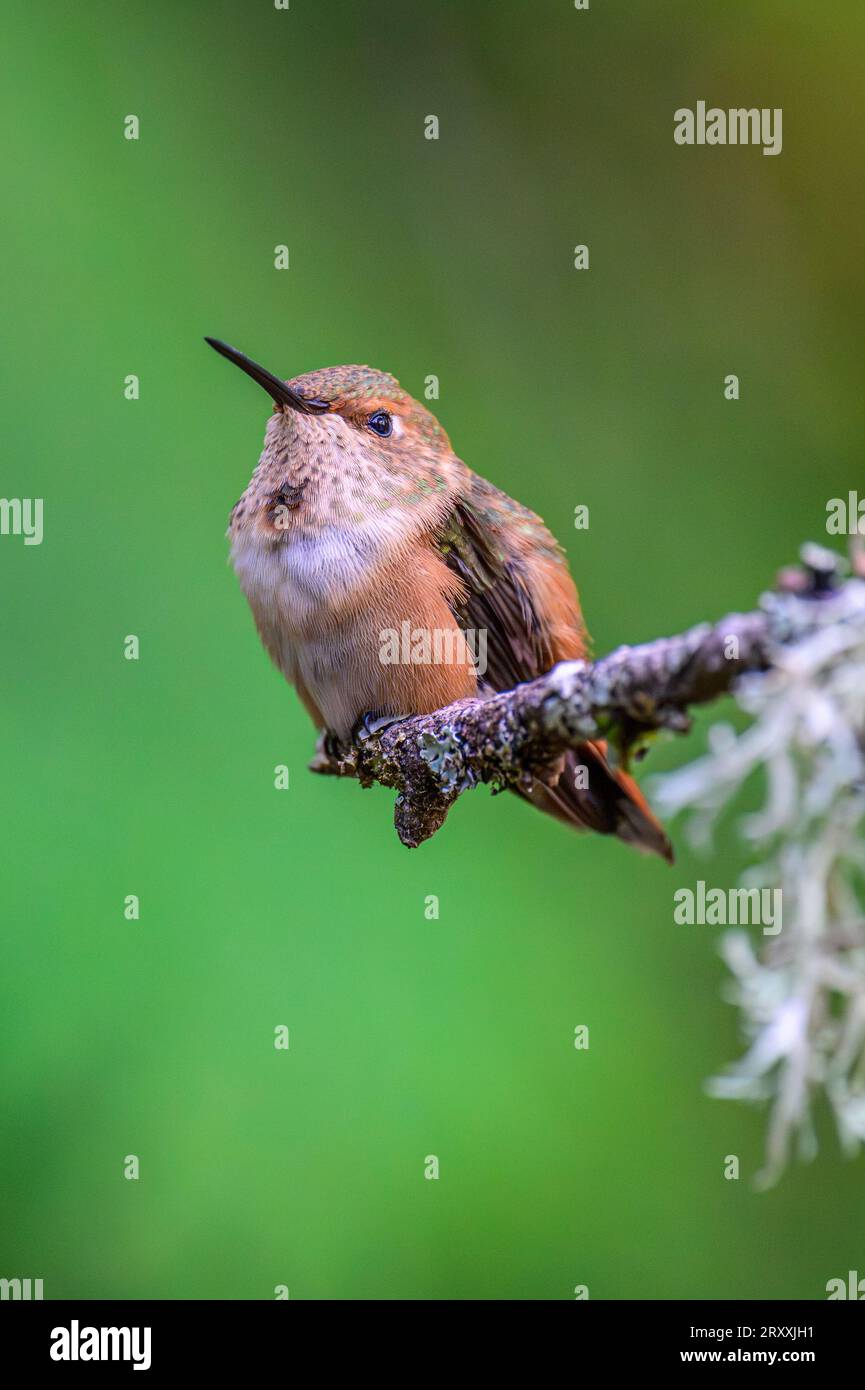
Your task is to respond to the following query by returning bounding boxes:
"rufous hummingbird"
[206,337,671,860]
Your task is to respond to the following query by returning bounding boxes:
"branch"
[310,544,861,847]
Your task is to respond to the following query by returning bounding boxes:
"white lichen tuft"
[655,573,865,1187]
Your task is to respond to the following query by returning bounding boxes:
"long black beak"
[204,337,329,414]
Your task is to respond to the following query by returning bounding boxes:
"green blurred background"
[2,0,863,1299]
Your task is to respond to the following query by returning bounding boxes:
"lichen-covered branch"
[311,543,860,849]
[653,545,865,1186]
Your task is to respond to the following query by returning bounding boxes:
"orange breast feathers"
[350,542,480,718]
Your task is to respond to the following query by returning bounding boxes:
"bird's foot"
[352,709,411,744]
[322,728,345,760]
[309,727,354,776]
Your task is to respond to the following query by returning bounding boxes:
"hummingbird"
[206,337,672,861]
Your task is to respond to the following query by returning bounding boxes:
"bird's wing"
[435,471,585,691]
[434,472,672,861]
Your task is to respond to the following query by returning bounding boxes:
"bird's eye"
[367,410,393,438]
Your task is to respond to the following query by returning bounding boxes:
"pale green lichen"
[418,727,466,793]
[655,571,865,1187]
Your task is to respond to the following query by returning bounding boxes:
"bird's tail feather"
[517,741,673,863]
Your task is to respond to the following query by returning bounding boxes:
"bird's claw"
[353,710,411,744]
[322,728,345,760]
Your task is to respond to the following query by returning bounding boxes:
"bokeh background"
[2,0,863,1299]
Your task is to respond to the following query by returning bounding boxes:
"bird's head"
[206,338,462,545]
